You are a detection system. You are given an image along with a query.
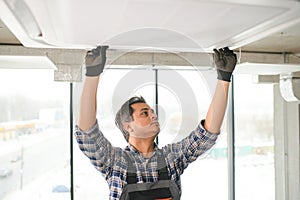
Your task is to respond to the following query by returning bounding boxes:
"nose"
[150,110,158,120]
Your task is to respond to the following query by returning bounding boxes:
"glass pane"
[74,68,155,199]
[234,74,275,200]
[157,70,228,200]
[0,69,70,200]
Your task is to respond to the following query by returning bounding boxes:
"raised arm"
[204,47,237,134]
[78,46,108,131]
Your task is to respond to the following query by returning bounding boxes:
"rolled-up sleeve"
[75,120,115,178]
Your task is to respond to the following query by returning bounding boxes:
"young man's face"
[127,102,160,139]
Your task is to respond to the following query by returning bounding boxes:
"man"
[75,46,237,199]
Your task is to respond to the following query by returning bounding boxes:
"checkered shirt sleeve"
[162,120,219,181]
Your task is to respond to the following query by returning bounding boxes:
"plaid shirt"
[75,120,218,199]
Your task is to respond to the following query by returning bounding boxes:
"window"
[1,68,275,200]
[234,74,275,200]
[0,69,70,200]
[157,70,228,200]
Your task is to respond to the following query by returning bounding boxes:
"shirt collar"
[125,142,158,154]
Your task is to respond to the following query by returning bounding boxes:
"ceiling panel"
[241,20,300,53]
[1,0,300,52]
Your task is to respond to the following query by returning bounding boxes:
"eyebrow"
[139,107,155,113]
[139,107,150,112]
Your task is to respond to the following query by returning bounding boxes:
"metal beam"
[0,45,85,82]
[1,45,300,66]
[254,75,280,83]
[1,45,300,82]
[107,50,213,66]
[237,51,300,65]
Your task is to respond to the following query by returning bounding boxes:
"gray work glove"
[213,47,237,82]
[85,45,109,77]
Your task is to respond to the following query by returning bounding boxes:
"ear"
[123,122,133,133]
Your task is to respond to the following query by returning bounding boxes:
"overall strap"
[157,150,169,180]
[125,150,169,184]
[124,152,137,184]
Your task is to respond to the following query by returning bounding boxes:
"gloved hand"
[85,45,109,77]
[213,47,237,82]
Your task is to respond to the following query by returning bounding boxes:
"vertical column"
[274,76,300,200]
[227,76,235,200]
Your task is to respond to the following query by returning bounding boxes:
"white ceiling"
[1,0,300,53]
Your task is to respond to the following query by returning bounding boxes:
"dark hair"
[115,96,146,142]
